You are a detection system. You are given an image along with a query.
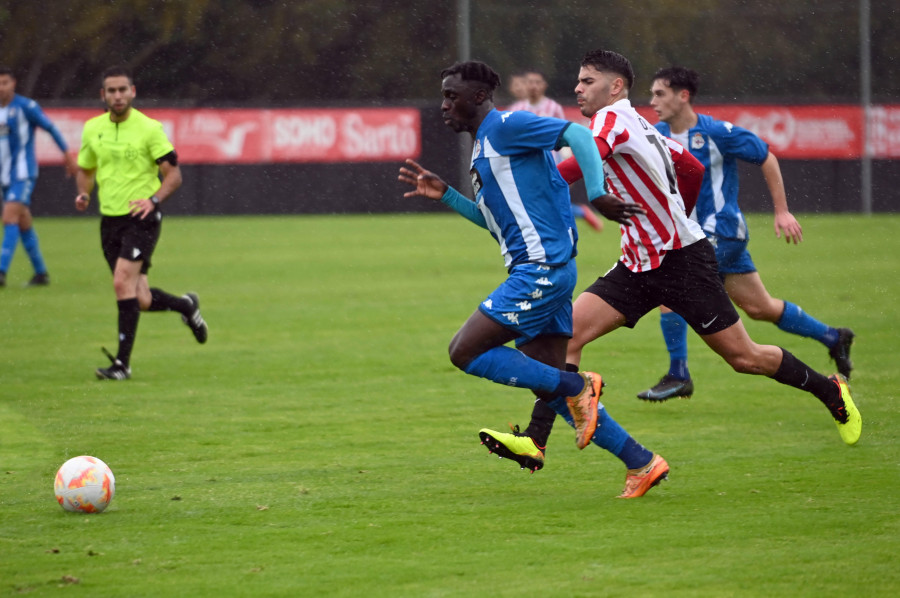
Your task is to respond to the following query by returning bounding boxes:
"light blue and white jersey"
[470,109,576,269]
[656,113,768,240]
[0,94,68,187]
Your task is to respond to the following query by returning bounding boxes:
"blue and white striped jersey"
[470,109,576,269]
[655,113,768,240]
[0,94,68,187]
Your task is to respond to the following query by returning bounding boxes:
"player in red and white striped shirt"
[480,50,860,496]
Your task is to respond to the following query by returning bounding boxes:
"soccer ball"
[54,456,116,513]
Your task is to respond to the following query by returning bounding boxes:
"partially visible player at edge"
[74,66,208,380]
[0,66,78,287]
[399,60,666,498]
[636,65,854,402]
[480,50,861,485]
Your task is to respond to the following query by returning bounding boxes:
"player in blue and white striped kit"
[0,66,77,287]
[639,66,854,401]
[399,61,665,493]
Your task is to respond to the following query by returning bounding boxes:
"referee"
[74,66,207,380]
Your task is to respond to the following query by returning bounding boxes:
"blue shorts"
[708,235,756,278]
[479,260,577,347]
[2,179,35,206]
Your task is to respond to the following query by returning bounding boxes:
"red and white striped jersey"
[591,99,706,272]
[507,97,566,119]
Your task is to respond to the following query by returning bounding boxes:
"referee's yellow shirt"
[77,108,174,216]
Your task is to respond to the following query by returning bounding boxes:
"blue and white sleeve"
[25,100,68,151]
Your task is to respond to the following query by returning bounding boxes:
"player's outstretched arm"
[62,151,79,177]
[399,159,487,229]
[398,159,448,201]
[761,152,802,244]
[561,124,605,200]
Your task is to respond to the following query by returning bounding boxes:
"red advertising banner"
[36,107,421,165]
[694,105,862,159]
[868,106,900,158]
[34,104,898,164]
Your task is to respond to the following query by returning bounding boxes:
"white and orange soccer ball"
[54,456,116,513]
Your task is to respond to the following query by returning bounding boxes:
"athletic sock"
[0,223,20,273]
[525,399,557,448]
[777,301,839,347]
[661,311,690,379]
[148,287,192,313]
[116,298,140,366]
[463,346,582,395]
[544,395,650,467]
[616,437,655,470]
[770,348,843,416]
[19,227,47,275]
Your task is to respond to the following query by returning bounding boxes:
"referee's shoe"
[96,349,131,380]
[182,292,208,344]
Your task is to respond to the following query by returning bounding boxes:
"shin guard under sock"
[116,298,140,366]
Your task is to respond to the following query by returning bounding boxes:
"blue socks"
[777,301,839,348]
[0,223,19,273]
[20,228,47,275]
[0,225,48,275]
[463,346,584,396]
[546,397,653,469]
[660,311,690,380]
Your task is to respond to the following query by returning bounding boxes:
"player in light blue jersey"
[637,66,854,401]
[399,61,664,494]
[0,66,77,287]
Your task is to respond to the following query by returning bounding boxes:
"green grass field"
[1,213,898,597]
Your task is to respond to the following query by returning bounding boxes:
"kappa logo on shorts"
[535,277,552,286]
[516,301,532,311]
[503,312,520,324]
[529,289,543,300]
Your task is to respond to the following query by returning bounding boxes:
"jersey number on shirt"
[645,135,677,195]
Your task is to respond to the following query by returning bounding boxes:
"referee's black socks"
[116,298,140,366]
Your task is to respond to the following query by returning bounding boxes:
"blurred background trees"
[1,0,896,105]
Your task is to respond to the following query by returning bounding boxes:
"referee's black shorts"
[100,211,162,274]
[582,238,739,335]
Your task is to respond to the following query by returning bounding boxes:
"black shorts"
[583,239,739,335]
[100,212,162,274]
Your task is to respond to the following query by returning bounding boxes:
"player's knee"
[111,276,134,298]
[447,340,473,371]
[725,352,768,375]
[741,302,779,322]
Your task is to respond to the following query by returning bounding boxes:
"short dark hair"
[441,61,501,97]
[0,66,15,78]
[101,65,133,85]
[653,66,699,101]
[581,50,634,90]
